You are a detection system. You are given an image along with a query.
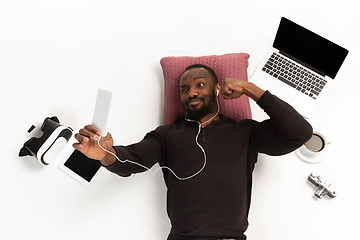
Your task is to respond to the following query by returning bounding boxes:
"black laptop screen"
[273,17,348,79]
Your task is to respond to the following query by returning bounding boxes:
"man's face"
[179,68,219,121]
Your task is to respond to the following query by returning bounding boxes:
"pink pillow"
[160,53,252,125]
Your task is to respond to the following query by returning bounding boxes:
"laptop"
[250,17,348,118]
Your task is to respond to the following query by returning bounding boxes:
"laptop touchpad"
[270,82,296,103]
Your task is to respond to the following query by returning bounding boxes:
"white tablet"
[92,88,113,136]
[59,149,103,187]
[59,88,112,186]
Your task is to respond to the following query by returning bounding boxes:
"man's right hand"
[221,77,265,102]
[72,125,116,166]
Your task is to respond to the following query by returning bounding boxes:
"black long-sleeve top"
[104,91,313,240]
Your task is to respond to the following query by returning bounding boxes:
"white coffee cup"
[296,131,332,162]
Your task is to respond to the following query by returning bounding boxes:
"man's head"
[179,64,220,122]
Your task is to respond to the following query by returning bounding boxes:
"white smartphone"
[92,89,113,136]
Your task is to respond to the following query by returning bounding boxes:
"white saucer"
[295,147,328,163]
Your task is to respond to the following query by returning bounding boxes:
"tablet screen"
[63,150,101,182]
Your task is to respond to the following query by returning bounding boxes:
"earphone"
[97,90,220,181]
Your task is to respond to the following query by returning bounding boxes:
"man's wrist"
[100,147,117,167]
[243,82,265,102]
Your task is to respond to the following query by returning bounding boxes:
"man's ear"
[216,83,221,96]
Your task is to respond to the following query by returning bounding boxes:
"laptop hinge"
[279,51,327,77]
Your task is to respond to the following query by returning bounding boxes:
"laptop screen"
[273,17,348,79]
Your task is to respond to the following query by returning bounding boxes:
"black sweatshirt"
[104,91,313,240]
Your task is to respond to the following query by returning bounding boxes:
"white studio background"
[1,0,359,239]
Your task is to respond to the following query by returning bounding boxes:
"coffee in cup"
[304,133,325,153]
[296,131,332,163]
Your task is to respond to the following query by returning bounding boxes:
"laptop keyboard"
[262,52,327,99]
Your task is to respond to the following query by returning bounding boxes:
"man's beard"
[183,92,216,122]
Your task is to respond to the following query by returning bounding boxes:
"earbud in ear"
[216,90,219,96]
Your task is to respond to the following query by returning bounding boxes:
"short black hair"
[182,64,218,84]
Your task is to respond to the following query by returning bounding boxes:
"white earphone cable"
[97,92,220,181]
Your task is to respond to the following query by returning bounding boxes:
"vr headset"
[19,116,73,165]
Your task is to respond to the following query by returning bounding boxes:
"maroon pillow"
[160,53,252,125]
